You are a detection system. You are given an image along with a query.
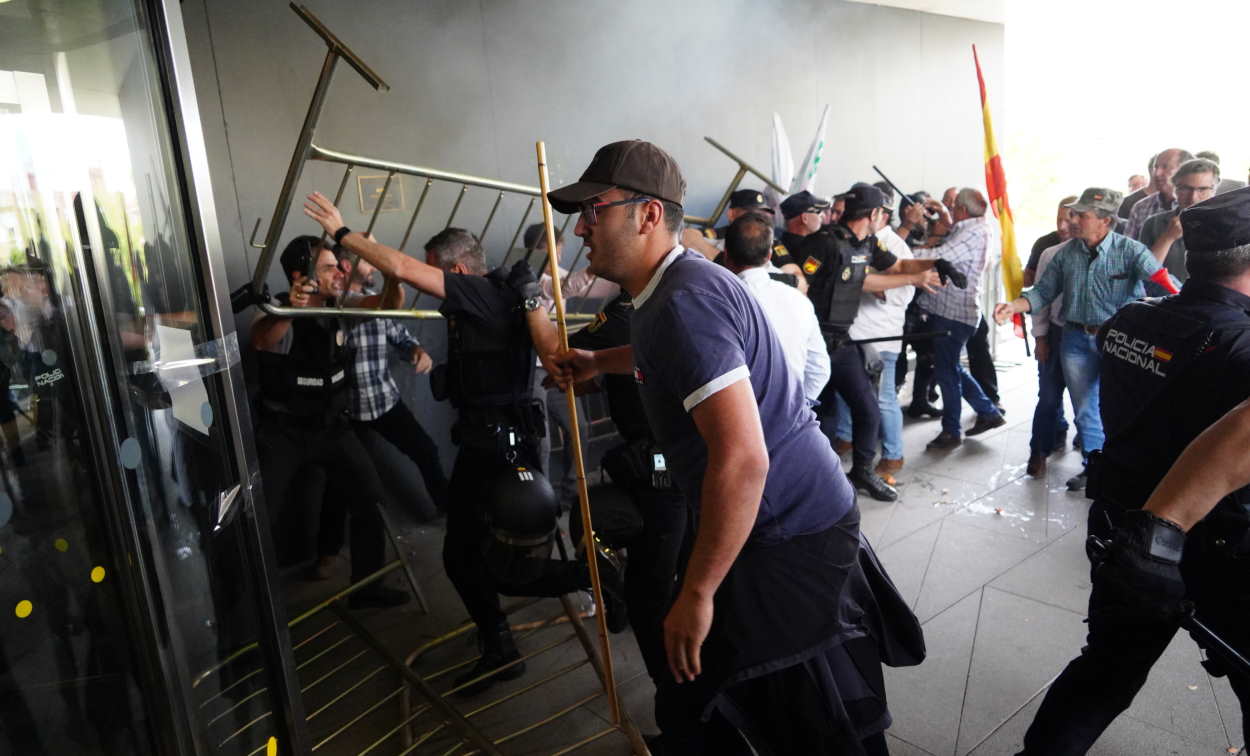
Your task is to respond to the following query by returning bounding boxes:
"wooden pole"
[534,141,621,726]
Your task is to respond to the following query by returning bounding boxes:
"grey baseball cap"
[1065,187,1123,214]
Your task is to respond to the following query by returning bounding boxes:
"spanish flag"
[973,44,1024,338]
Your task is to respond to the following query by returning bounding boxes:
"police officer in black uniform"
[1018,187,1250,754]
[251,236,409,609]
[778,190,829,267]
[682,189,805,291]
[799,183,953,502]
[302,193,623,696]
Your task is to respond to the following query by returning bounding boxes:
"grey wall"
[180,0,1003,466]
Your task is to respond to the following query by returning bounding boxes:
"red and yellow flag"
[972,44,1024,337]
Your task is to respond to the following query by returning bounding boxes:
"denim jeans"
[1060,325,1103,460]
[929,312,999,437]
[834,350,903,459]
[1028,327,1070,455]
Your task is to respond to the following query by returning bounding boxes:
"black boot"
[454,621,526,697]
[591,536,630,633]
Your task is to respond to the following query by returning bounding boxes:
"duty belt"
[1066,321,1102,335]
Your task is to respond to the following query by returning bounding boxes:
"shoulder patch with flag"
[702,228,717,240]
[803,256,822,275]
[772,243,790,260]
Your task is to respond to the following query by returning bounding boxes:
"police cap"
[729,189,770,211]
[839,182,888,215]
[1181,186,1250,253]
[780,190,831,219]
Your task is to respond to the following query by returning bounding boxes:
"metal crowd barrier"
[228,5,654,754]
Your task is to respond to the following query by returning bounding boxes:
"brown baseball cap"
[547,140,687,214]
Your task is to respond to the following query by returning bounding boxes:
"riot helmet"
[482,466,560,585]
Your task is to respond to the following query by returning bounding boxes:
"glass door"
[0,0,307,753]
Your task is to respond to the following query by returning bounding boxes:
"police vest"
[806,226,871,334]
[1097,298,1250,509]
[258,315,351,420]
[444,300,535,412]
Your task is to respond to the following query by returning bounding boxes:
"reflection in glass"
[1,1,286,753]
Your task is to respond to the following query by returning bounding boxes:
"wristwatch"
[523,295,542,312]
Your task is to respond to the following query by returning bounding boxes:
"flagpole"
[534,141,621,726]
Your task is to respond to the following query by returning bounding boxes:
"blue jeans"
[1060,325,1103,460]
[1029,327,1070,455]
[834,350,903,459]
[929,312,999,437]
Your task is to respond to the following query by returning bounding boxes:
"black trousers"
[820,342,881,470]
[256,416,387,582]
[621,484,691,684]
[1021,510,1250,754]
[353,399,449,513]
[966,316,999,406]
[442,442,591,633]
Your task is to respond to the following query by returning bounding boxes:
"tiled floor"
[276,337,1246,755]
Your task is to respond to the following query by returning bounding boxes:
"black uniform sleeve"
[569,294,631,351]
[770,241,793,267]
[870,240,898,271]
[796,232,834,276]
[439,270,515,322]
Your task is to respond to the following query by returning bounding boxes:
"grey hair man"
[915,188,1005,450]
[1139,158,1220,288]
[1125,148,1194,239]
[1196,150,1248,195]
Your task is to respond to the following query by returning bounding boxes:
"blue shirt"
[630,248,854,544]
[1023,232,1159,326]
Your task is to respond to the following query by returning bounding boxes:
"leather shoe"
[848,467,898,502]
[906,402,942,419]
[875,457,904,486]
[966,412,1006,436]
[926,431,962,450]
[1026,453,1047,478]
[833,439,853,455]
[1066,471,1088,492]
[348,585,410,610]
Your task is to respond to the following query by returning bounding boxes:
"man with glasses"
[546,140,898,754]
[1140,158,1221,288]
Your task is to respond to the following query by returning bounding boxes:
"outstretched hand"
[303,192,345,236]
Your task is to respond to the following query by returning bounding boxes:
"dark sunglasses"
[579,196,651,225]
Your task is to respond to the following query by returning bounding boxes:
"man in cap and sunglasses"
[547,140,898,754]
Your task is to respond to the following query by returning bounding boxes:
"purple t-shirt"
[631,249,854,543]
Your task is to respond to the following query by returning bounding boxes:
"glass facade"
[0,1,301,753]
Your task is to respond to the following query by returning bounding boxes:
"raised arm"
[304,192,447,299]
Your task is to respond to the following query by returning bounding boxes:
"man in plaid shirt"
[342,256,448,517]
[916,188,1005,449]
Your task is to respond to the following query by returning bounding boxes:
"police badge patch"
[841,267,852,281]
[802,256,822,275]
